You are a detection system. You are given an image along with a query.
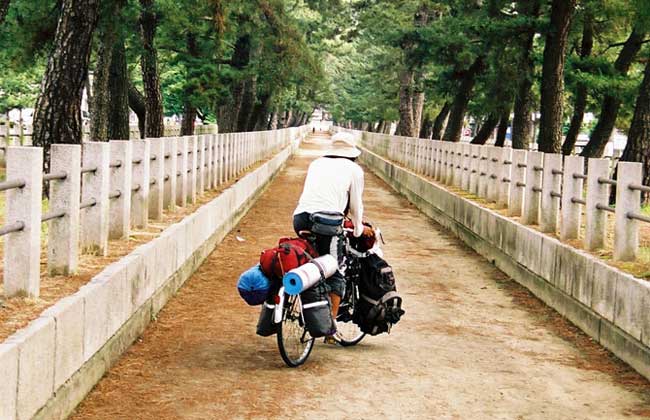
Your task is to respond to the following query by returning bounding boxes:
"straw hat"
[325,133,361,159]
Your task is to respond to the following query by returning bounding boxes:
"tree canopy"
[0,0,649,165]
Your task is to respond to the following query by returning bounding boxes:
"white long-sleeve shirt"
[294,157,365,237]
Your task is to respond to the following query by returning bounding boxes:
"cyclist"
[293,137,373,344]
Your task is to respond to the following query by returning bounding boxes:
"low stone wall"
[360,147,650,382]
[0,140,299,420]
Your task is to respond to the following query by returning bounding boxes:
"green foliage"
[0,0,325,126]
[0,0,648,136]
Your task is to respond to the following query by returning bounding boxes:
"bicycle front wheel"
[277,294,315,367]
[335,288,366,347]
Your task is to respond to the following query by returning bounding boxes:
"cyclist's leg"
[293,212,312,236]
[328,271,346,320]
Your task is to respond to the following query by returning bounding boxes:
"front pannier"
[354,254,405,335]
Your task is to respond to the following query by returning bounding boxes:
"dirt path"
[72,134,650,420]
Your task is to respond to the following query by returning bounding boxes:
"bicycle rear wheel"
[277,294,315,367]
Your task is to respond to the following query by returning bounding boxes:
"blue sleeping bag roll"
[237,265,271,306]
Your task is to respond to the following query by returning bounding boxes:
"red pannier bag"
[259,238,319,280]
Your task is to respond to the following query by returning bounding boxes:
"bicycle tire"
[335,285,366,347]
[277,295,315,367]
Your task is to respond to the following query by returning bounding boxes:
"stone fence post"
[164,137,177,211]
[614,161,643,261]
[48,144,81,276]
[216,134,223,186]
[462,143,471,191]
[469,145,480,195]
[176,137,188,207]
[224,134,231,182]
[560,155,584,240]
[497,147,512,209]
[206,135,215,189]
[540,153,562,233]
[4,146,43,297]
[188,135,198,203]
[435,142,444,182]
[108,140,132,240]
[585,158,610,251]
[81,142,110,256]
[198,135,206,195]
[148,139,165,220]
[131,140,150,229]
[487,147,499,202]
[478,146,489,199]
[522,151,543,225]
[508,150,527,217]
[452,143,463,188]
[445,143,453,185]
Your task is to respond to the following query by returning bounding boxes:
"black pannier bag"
[354,254,405,335]
[301,282,335,337]
[256,281,282,337]
[256,302,277,337]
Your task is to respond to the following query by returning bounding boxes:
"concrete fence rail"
[0,126,307,420]
[0,123,219,147]
[1,126,306,300]
[356,130,650,263]
[333,126,650,383]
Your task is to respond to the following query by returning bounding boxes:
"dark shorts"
[293,212,346,298]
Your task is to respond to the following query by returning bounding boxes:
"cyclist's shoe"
[324,329,344,345]
[323,335,338,345]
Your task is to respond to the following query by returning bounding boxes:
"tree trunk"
[562,14,594,155]
[251,93,271,131]
[32,0,100,167]
[0,0,10,25]
[223,32,252,133]
[419,114,433,139]
[181,103,197,136]
[443,57,483,142]
[471,114,499,145]
[431,102,451,140]
[128,82,146,138]
[284,110,292,128]
[294,113,303,127]
[581,27,646,158]
[181,31,199,136]
[618,56,650,203]
[236,77,257,132]
[413,90,425,136]
[495,110,510,147]
[377,120,386,134]
[90,2,122,142]
[511,0,541,150]
[139,0,164,138]
[107,36,130,140]
[396,69,415,137]
[268,110,278,130]
[537,0,577,153]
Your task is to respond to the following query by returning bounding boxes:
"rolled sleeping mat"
[282,254,338,296]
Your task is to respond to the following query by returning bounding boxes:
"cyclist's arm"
[349,165,365,237]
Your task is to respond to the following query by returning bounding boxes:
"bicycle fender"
[274,287,285,324]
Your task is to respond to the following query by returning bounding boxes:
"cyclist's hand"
[362,225,375,238]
